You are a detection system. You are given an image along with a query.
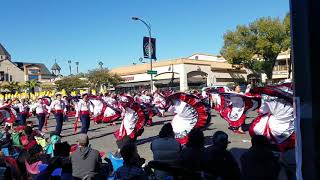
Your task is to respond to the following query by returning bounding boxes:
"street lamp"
[132,16,154,92]
[75,62,79,74]
[98,61,103,69]
[68,60,72,75]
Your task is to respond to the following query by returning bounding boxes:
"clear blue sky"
[1,0,289,75]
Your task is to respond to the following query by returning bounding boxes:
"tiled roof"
[14,62,52,75]
[51,62,61,71]
[0,43,10,57]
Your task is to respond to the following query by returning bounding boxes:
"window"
[195,56,199,60]
[0,71,4,81]
[10,75,12,82]
[5,73,9,81]
[28,75,39,80]
[29,69,40,74]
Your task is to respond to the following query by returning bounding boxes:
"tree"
[25,80,41,94]
[55,76,88,91]
[1,81,21,93]
[86,68,123,89]
[221,15,290,79]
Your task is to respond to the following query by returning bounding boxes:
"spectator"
[70,134,102,180]
[151,123,181,180]
[0,152,12,179]
[204,131,241,180]
[114,143,147,180]
[240,135,280,180]
[178,128,206,179]
[53,142,72,178]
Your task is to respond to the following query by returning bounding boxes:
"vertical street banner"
[143,37,156,59]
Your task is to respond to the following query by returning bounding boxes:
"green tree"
[55,76,88,91]
[221,15,290,79]
[1,81,21,93]
[25,80,41,95]
[86,68,123,89]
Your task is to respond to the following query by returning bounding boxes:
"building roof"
[0,43,10,57]
[111,58,241,76]
[51,62,61,71]
[14,62,52,75]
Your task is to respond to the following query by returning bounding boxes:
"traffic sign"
[147,70,157,74]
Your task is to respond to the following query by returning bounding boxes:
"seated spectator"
[114,143,147,180]
[178,129,206,179]
[43,142,73,180]
[71,133,103,180]
[27,144,49,165]
[240,135,281,180]
[151,123,181,180]
[204,131,241,180]
[21,126,38,151]
[0,152,12,179]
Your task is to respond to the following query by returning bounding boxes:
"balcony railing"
[273,65,288,71]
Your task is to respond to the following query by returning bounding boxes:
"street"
[33,111,253,164]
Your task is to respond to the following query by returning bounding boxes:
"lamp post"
[68,60,72,75]
[132,16,154,92]
[75,62,79,74]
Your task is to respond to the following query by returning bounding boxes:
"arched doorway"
[187,71,208,90]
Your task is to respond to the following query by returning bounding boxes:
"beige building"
[0,43,54,83]
[272,50,291,81]
[111,53,248,92]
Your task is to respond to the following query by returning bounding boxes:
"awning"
[116,81,150,88]
[154,78,179,85]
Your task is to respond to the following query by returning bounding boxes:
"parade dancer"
[48,93,67,136]
[219,92,261,134]
[114,95,145,149]
[30,97,48,134]
[90,96,121,125]
[249,85,295,151]
[63,96,69,122]
[140,90,155,126]
[14,98,30,125]
[75,93,91,134]
[211,86,231,112]
[152,91,167,117]
[165,92,211,144]
[0,100,17,128]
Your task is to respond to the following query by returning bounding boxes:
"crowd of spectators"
[0,122,294,180]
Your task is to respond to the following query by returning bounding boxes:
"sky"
[1,0,289,75]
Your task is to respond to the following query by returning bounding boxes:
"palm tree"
[0,81,21,93]
[25,80,41,96]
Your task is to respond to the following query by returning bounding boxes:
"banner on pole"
[143,37,156,59]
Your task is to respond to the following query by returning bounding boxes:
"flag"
[143,37,156,59]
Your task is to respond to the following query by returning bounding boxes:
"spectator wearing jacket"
[114,143,147,180]
[151,123,181,180]
[71,134,102,180]
[240,135,281,180]
[203,131,241,180]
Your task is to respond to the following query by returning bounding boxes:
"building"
[111,53,249,92]
[0,43,54,83]
[272,50,291,82]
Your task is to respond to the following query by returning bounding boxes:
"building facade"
[0,43,54,83]
[111,53,249,92]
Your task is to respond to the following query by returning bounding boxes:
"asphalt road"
[31,110,253,164]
